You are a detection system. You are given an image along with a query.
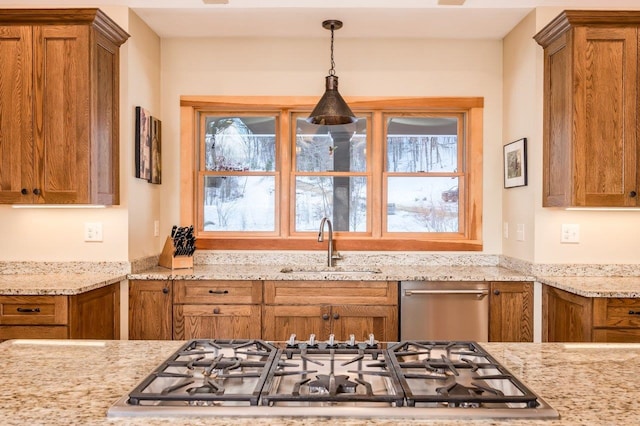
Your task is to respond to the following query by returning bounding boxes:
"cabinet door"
[129,280,172,340]
[331,305,398,342]
[262,305,331,341]
[174,304,261,340]
[0,26,34,203]
[69,283,120,339]
[573,26,638,206]
[489,282,533,342]
[543,285,592,342]
[33,25,91,203]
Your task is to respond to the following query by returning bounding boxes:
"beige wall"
[0,6,163,262]
[502,7,640,264]
[160,36,504,254]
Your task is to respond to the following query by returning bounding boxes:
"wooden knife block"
[158,236,193,269]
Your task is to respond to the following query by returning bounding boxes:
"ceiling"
[2,0,640,39]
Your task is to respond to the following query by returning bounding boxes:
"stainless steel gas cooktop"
[107,335,559,419]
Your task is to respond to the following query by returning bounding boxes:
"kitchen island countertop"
[0,338,637,425]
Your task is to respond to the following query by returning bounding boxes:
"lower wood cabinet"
[543,285,640,342]
[262,280,398,342]
[129,279,173,340]
[489,281,533,342]
[173,280,262,340]
[0,283,120,340]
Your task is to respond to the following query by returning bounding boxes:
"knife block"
[158,236,194,269]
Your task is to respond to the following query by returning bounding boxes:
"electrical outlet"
[503,222,509,239]
[84,222,103,242]
[154,220,160,237]
[516,224,525,241]
[561,224,580,243]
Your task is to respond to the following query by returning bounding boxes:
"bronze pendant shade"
[307,20,356,126]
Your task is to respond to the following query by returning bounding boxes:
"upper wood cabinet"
[0,9,128,205]
[535,11,640,207]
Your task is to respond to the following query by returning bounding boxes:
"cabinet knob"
[33,188,41,195]
[21,188,28,195]
[333,313,340,320]
[162,287,169,294]
[630,191,638,198]
[493,289,501,295]
[213,308,220,314]
[322,313,330,320]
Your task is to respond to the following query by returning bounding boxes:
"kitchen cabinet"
[535,11,640,207]
[543,285,640,342]
[173,280,262,339]
[0,283,119,340]
[262,281,398,342]
[489,281,533,342]
[0,9,128,205]
[129,280,173,340]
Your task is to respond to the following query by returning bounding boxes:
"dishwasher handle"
[404,289,489,299]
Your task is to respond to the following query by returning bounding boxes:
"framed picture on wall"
[149,116,162,184]
[503,138,527,188]
[135,106,152,180]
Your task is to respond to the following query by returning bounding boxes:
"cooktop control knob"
[308,334,317,347]
[367,333,378,348]
[327,334,336,347]
[286,334,297,348]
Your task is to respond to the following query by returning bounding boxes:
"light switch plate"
[84,222,103,242]
[516,224,525,241]
[503,222,509,239]
[561,224,580,243]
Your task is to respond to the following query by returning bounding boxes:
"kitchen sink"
[279,266,382,274]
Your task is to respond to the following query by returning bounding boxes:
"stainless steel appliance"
[401,281,489,341]
[107,336,558,420]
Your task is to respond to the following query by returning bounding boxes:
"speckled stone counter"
[0,339,638,425]
[0,272,126,295]
[536,275,640,298]
[128,264,535,283]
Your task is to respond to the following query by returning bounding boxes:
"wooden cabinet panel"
[0,295,67,325]
[593,298,640,328]
[332,305,398,342]
[0,26,33,203]
[262,305,331,341]
[174,304,261,340]
[592,328,640,342]
[174,280,262,304]
[264,281,397,305]
[536,11,640,207]
[0,9,128,205]
[0,325,67,339]
[129,280,173,340]
[489,282,533,342]
[69,283,120,339]
[543,286,592,342]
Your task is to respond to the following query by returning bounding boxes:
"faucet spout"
[318,217,334,267]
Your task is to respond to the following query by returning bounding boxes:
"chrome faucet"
[317,217,335,267]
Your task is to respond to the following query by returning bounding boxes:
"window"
[181,97,483,251]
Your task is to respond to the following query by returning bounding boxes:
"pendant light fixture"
[307,20,357,126]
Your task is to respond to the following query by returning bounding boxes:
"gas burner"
[308,374,358,395]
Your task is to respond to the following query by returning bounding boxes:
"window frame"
[180,96,483,251]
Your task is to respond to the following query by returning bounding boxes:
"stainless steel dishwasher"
[400,281,489,341]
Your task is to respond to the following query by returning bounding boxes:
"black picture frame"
[135,106,151,180]
[503,138,527,188]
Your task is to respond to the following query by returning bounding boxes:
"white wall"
[502,7,640,264]
[160,36,504,254]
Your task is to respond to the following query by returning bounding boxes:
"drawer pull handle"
[629,310,640,315]
[209,290,229,294]
[17,307,41,313]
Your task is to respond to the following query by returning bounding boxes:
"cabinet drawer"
[0,296,68,325]
[264,281,397,305]
[174,280,262,304]
[593,298,640,328]
[0,325,68,340]
[592,328,640,343]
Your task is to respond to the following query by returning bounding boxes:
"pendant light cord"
[329,25,336,76]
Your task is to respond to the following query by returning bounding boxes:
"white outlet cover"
[84,222,103,242]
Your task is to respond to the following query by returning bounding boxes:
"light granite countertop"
[128,264,536,282]
[0,338,638,425]
[0,272,126,295]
